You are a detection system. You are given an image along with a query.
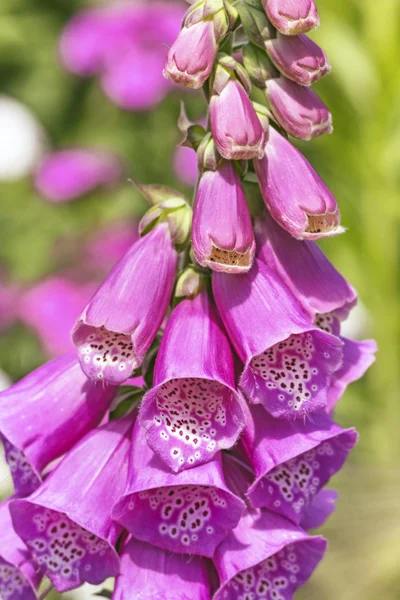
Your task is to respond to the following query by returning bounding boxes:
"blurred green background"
[0,0,399,599]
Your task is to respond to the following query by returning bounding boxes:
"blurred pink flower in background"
[34,149,123,203]
[60,1,185,110]
[173,146,198,187]
[84,222,139,275]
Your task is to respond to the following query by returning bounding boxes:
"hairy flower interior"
[0,559,33,600]
[78,326,136,381]
[306,213,338,235]
[221,542,304,600]
[208,245,252,271]
[2,436,40,496]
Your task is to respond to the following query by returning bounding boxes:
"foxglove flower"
[173,146,199,187]
[113,537,212,600]
[164,20,218,89]
[210,79,265,159]
[327,336,377,412]
[241,404,357,524]
[262,0,320,35]
[213,509,326,600]
[265,77,333,140]
[10,416,134,592]
[255,211,355,316]
[18,277,96,356]
[301,489,338,530]
[254,128,343,239]
[113,421,245,556]
[139,290,246,471]
[213,259,343,418]
[0,499,42,600]
[72,224,178,385]
[0,353,116,496]
[265,33,331,86]
[192,161,255,273]
[34,149,122,203]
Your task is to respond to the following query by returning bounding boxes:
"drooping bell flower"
[0,499,42,600]
[255,212,356,317]
[164,20,218,89]
[113,421,245,556]
[10,415,135,592]
[254,128,343,239]
[241,404,357,524]
[262,0,320,35]
[72,223,178,385]
[301,489,338,530]
[17,277,96,356]
[0,353,116,497]
[265,77,333,140]
[210,79,265,160]
[213,508,327,600]
[34,149,123,203]
[113,537,212,599]
[265,33,331,86]
[192,160,255,273]
[213,259,343,419]
[139,290,246,471]
[327,336,377,413]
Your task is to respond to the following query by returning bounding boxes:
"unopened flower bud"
[193,160,255,273]
[266,76,333,140]
[210,74,265,159]
[243,43,279,89]
[164,20,218,89]
[265,33,331,86]
[262,0,320,35]
[175,267,205,299]
[196,132,221,172]
[236,0,274,48]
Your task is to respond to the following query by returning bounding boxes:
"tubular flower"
[192,160,255,273]
[0,353,116,496]
[265,33,331,86]
[10,416,134,592]
[213,509,326,600]
[210,79,265,160]
[139,290,246,471]
[113,537,212,600]
[262,0,320,35]
[254,128,343,240]
[213,259,343,419]
[112,421,245,556]
[241,404,357,524]
[265,77,333,140]
[0,500,42,600]
[72,223,178,385]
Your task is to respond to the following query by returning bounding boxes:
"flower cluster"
[0,1,376,599]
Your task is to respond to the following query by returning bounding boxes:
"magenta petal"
[113,422,245,557]
[164,21,218,89]
[73,224,178,385]
[265,78,333,141]
[192,161,256,273]
[263,0,320,35]
[301,489,338,530]
[254,128,342,240]
[213,509,327,600]
[255,212,357,318]
[17,277,96,356]
[242,404,357,524]
[0,499,42,600]
[34,149,123,203]
[266,33,330,86]
[113,537,211,599]
[213,260,343,419]
[327,337,377,412]
[0,353,116,496]
[210,80,265,160]
[139,291,246,471]
[9,417,134,592]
